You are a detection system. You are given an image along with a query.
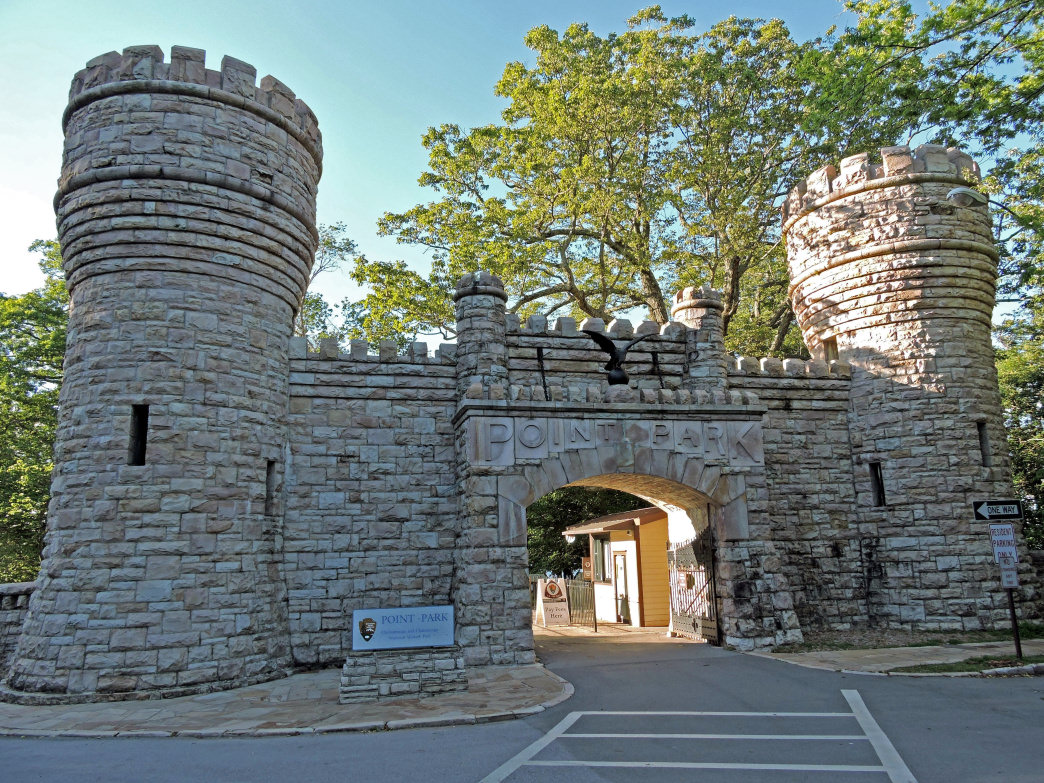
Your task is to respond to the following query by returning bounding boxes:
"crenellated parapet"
[781,143,979,225]
[727,356,851,381]
[58,45,321,310]
[66,46,322,163]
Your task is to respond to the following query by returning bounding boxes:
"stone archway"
[452,409,804,665]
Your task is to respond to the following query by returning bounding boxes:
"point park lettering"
[469,417,763,466]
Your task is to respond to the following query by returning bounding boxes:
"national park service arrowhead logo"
[358,617,377,642]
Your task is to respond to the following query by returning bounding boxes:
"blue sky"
[0,0,861,303]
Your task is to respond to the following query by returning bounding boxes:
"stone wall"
[284,338,459,666]
[727,359,868,628]
[339,646,466,703]
[0,583,34,671]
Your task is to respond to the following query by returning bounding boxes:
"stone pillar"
[671,286,728,391]
[451,273,533,666]
[453,271,509,397]
[4,46,322,700]
[784,144,1037,627]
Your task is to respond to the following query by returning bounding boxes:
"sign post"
[976,501,1024,660]
[536,578,570,627]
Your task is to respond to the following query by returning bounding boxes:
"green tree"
[526,487,646,576]
[350,2,1044,358]
[0,241,67,582]
[293,222,359,350]
[362,6,963,356]
[996,299,1044,548]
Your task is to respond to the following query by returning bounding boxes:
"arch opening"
[524,474,719,645]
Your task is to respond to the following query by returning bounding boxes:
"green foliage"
[526,487,646,576]
[996,298,1044,548]
[343,257,456,347]
[374,10,835,353]
[364,3,1044,356]
[0,240,67,582]
[293,223,359,350]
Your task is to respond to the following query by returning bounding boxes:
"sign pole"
[975,499,1025,661]
[1007,588,1023,660]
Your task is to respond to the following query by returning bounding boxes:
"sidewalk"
[0,663,572,738]
[1,627,1039,738]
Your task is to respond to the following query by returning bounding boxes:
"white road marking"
[576,710,854,717]
[843,690,919,783]
[563,732,869,740]
[479,711,583,783]
[525,760,889,772]
[481,692,917,782]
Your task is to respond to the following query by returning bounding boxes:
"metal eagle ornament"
[582,329,655,385]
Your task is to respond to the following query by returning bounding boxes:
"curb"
[0,664,575,739]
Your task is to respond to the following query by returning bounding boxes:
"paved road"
[3,635,1043,782]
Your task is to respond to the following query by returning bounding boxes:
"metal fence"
[564,579,597,631]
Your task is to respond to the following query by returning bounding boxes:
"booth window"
[592,537,612,582]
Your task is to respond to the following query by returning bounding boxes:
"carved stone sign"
[466,416,764,467]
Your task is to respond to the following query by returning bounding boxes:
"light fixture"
[946,187,988,207]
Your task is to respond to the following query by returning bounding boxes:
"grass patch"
[770,623,1044,654]
[890,654,1044,674]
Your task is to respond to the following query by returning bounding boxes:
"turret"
[671,285,728,390]
[784,144,1017,628]
[4,46,321,699]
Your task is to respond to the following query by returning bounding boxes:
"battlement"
[65,46,322,167]
[505,313,683,339]
[291,336,458,364]
[727,356,851,380]
[672,285,724,311]
[782,144,980,226]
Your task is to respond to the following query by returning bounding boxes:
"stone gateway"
[0,46,1039,703]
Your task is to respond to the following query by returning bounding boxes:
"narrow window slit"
[869,461,886,507]
[822,336,839,362]
[264,460,277,516]
[977,422,992,467]
[128,404,149,466]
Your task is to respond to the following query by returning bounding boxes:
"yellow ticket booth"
[563,507,670,627]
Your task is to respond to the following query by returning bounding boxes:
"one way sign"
[972,499,1024,521]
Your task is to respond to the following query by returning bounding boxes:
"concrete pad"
[0,663,570,738]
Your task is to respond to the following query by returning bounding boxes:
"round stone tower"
[783,144,1023,628]
[5,46,322,699]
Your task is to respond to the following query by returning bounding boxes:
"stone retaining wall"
[339,646,466,703]
[0,583,34,671]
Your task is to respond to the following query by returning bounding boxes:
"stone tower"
[784,144,1020,627]
[5,46,321,699]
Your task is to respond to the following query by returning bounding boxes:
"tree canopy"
[325,2,1041,359]
[0,240,67,582]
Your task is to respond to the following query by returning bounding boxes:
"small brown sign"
[582,557,593,581]
[358,617,377,642]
